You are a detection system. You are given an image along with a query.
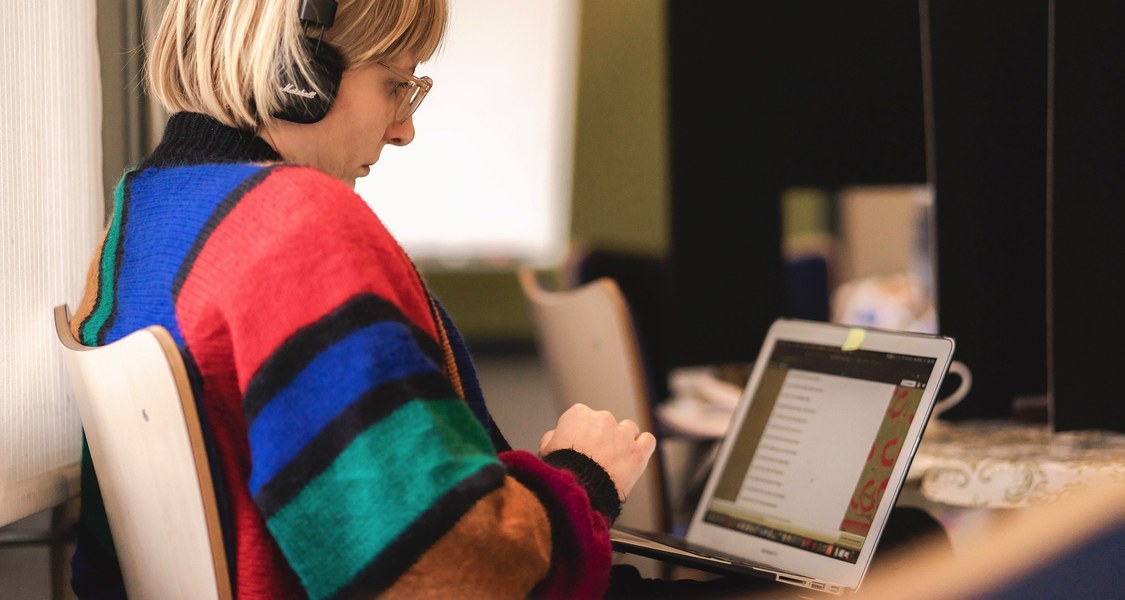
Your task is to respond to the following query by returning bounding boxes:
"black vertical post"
[664,1,924,370]
[664,3,784,369]
[1051,1,1125,432]
[929,0,1049,420]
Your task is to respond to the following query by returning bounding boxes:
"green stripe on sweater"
[80,174,129,343]
[269,397,499,599]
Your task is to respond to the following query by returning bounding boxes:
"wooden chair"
[53,305,232,600]
[516,267,670,535]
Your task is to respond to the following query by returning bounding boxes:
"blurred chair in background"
[517,267,671,536]
[572,249,670,403]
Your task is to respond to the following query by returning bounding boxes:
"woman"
[71,0,655,598]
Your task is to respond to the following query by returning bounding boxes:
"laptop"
[611,318,956,595]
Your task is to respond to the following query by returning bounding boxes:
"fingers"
[538,429,555,454]
[635,431,657,455]
[618,418,640,438]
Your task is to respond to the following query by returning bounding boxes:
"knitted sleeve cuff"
[542,449,622,523]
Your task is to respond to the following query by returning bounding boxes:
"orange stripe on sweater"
[381,477,552,599]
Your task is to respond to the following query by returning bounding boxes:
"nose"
[385,116,415,146]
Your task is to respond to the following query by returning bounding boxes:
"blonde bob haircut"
[147,0,448,131]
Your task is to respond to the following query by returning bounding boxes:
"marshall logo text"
[281,83,317,99]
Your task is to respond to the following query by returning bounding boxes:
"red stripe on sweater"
[175,165,437,391]
[172,165,439,598]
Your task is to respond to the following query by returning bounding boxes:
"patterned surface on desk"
[911,420,1125,508]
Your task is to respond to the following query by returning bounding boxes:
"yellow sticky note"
[842,328,865,351]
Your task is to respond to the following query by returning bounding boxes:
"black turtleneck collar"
[140,112,282,169]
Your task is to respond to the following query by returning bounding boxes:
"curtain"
[0,0,103,526]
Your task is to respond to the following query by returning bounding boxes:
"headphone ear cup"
[272,37,344,124]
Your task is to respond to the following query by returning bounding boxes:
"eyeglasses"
[378,62,433,124]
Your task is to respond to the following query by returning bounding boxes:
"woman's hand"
[539,403,657,501]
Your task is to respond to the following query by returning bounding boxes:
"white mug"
[933,360,972,417]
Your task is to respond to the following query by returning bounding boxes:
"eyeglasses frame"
[378,62,433,124]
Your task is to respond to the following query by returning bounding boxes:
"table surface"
[909,419,1125,508]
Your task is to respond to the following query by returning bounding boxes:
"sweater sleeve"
[180,166,615,599]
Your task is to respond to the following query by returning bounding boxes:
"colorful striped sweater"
[71,112,620,599]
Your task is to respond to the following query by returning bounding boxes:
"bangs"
[329,0,449,66]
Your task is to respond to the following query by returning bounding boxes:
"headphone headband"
[298,0,337,28]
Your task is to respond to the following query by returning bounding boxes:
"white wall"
[355,0,579,270]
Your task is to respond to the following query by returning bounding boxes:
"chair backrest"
[516,268,669,533]
[53,304,231,600]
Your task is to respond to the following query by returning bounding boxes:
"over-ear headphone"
[272,0,343,124]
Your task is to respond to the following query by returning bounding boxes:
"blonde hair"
[147,0,448,130]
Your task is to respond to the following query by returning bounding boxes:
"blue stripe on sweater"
[247,320,440,494]
[103,163,267,347]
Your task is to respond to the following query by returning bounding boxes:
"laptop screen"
[699,340,938,564]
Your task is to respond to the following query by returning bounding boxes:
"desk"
[909,419,1125,508]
